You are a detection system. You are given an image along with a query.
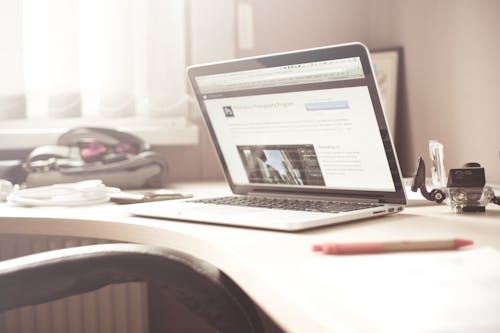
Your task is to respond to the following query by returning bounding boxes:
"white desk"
[1,182,500,333]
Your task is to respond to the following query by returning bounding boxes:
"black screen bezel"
[187,43,406,204]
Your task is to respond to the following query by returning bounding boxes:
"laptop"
[128,42,407,231]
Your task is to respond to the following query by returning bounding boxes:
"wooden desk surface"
[1,182,500,333]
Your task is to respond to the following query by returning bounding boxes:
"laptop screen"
[188,43,405,203]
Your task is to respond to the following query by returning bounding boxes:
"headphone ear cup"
[26,145,71,163]
[56,127,148,151]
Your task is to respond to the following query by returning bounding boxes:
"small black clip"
[411,157,446,203]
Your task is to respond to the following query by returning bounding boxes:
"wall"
[237,0,370,57]
[368,0,500,183]
[179,0,499,184]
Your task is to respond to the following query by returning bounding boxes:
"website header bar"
[195,57,364,94]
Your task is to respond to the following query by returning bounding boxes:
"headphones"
[26,127,149,171]
[24,127,167,189]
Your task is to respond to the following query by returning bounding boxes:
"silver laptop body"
[129,42,407,231]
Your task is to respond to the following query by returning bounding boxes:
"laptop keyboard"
[190,196,382,213]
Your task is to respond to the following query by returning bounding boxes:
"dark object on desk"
[0,159,27,184]
[447,162,486,188]
[110,190,193,204]
[0,243,263,333]
[411,157,499,213]
[24,127,168,189]
[411,157,446,203]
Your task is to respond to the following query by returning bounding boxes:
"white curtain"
[0,0,187,121]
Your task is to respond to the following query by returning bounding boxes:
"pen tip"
[455,238,474,248]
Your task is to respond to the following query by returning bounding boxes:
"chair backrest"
[0,243,263,333]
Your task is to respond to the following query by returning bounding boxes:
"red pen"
[312,238,474,255]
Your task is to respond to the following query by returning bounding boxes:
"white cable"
[0,180,14,201]
[7,180,119,207]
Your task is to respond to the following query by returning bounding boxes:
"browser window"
[195,57,395,192]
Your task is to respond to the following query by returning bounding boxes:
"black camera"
[411,158,499,212]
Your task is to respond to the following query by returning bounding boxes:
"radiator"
[0,234,149,333]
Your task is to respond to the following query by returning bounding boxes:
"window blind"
[1,0,188,122]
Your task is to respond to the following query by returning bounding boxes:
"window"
[1,0,236,148]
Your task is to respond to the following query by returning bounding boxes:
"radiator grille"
[0,234,149,333]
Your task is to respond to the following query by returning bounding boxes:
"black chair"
[0,243,263,333]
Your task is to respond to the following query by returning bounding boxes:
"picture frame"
[370,48,401,139]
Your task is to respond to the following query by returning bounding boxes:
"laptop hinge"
[247,191,380,204]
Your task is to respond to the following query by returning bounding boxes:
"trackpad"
[179,204,266,216]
